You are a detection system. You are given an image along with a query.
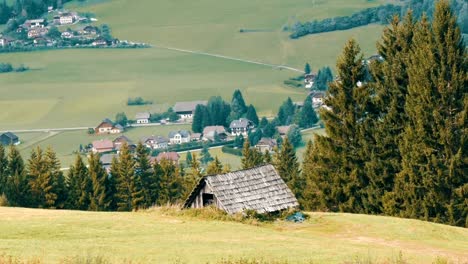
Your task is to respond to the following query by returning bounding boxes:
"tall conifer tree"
[88,152,107,211]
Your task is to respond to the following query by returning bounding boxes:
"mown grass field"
[0,0,391,130]
[0,207,467,263]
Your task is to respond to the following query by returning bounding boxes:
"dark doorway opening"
[203,193,214,206]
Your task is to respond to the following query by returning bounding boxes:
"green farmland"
[0,0,391,130]
[0,207,467,263]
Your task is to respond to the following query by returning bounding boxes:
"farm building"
[95,119,123,134]
[169,130,191,144]
[173,101,207,120]
[229,118,254,137]
[92,139,114,153]
[0,132,20,146]
[184,164,298,214]
[135,112,151,124]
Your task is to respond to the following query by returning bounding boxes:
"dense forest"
[290,0,468,39]
[302,0,467,227]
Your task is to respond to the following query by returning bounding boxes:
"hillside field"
[0,207,467,263]
[0,0,391,130]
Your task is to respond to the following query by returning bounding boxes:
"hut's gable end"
[184,165,298,214]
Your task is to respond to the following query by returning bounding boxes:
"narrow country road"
[0,122,191,134]
[153,45,305,73]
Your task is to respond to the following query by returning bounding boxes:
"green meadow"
[0,207,467,263]
[0,0,391,130]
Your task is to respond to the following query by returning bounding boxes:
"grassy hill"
[0,207,467,263]
[0,0,391,130]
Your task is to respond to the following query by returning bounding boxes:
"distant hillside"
[0,207,467,263]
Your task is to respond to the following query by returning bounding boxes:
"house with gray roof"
[229,118,254,137]
[168,130,191,145]
[0,132,20,146]
[135,112,151,124]
[184,164,299,214]
[141,135,169,150]
[173,101,208,120]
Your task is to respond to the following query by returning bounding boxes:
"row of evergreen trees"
[301,1,467,227]
[0,143,205,211]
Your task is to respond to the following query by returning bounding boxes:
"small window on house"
[202,193,214,206]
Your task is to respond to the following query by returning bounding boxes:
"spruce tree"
[66,154,90,210]
[206,156,223,175]
[192,104,205,133]
[183,153,202,199]
[245,104,259,126]
[5,146,29,207]
[200,144,213,165]
[0,145,7,194]
[105,156,119,211]
[366,12,415,215]
[298,96,318,129]
[241,139,263,169]
[230,89,247,120]
[115,143,142,211]
[304,63,311,75]
[88,152,107,211]
[135,142,153,208]
[44,147,67,209]
[185,151,193,167]
[274,137,302,202]
[304,39,369,212]
[393,1,467,226]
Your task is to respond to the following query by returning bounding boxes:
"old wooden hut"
[183,164,299,214]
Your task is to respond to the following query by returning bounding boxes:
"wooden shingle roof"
[184,164,298,214]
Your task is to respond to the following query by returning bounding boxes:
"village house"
[202,126,228,142]
[83,26,98,35]
[309,90,326,108]
[95,119,124,134]
[59,13,75,25]
[25,19,45,29]
[255,138,277,153]
[229,118,254,137]
[27,28,49,39]
[61,31,73,39]
[99,153,117,172]
[173,101,208,120]
[0,132,20,146]
[191,133,202,142]
[304,73,316,89]
[142,136,169,150]
[135,112,151,124]
[152,152,180,164]
[92,139,114,153]
[184,164,298,214]
[92,38,107,46]
[113,135,134,152]
[276,126,291,138]
[169,130,191,145]
[0,36,13,47]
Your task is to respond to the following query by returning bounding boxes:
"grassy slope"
[0,0,389,130]
[0,207,467,263]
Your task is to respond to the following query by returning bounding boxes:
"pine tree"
[44,147,67,209]
[206,156,223,175]
[392,1,467,226]
[304,63,311,75]
[304,39,369,213]
[200,144,213,165]
[5,146,29,207]
[185,151,193,167]
[241,139,263,169]
[88,152,107,211]
[115,143,142,211]
[298,96,318,128]
[135,142,153,208]
[183,153,202,199]
[230,89,247,120]
[66,155,90,210]
[192,104,205,133]
[277,97,296,125]
[245,104,259,126]
[274,138,302,202]
[364,12,416,214]
[0,145,7,194]
[105,156,118,211]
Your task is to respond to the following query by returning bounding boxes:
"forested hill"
[289,0,468,39]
